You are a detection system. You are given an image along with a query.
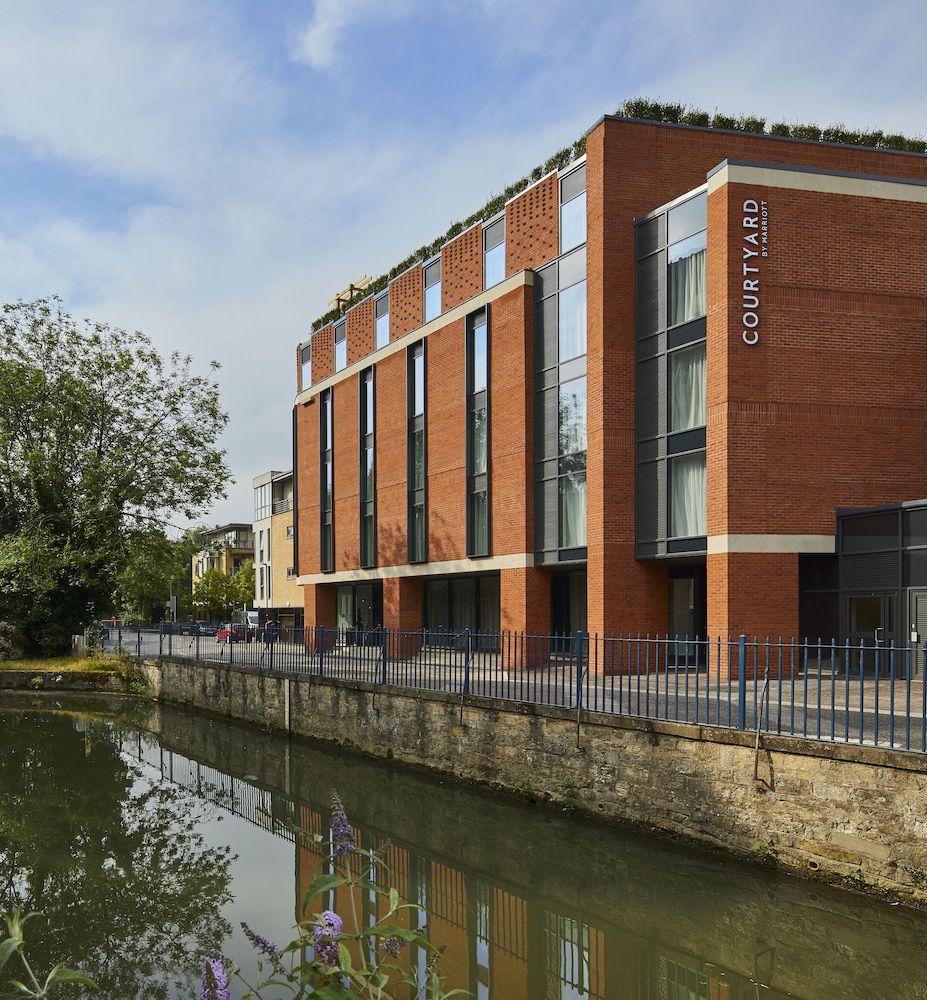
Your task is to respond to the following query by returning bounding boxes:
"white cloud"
[292,0,415,69]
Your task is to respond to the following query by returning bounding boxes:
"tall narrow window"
[467,309,490,557]
[359,369,376,567]
[560,163,586,253]
[375,292,389,350]
[423,259,441,323]
[408,343,426,562]
[667,193,707,328]
[300,340,312,391]
[320,389,334,572]
[558,249,586,362]
[483,217,505,289]
[334,320,347,372]
[669,452,707,538]
[558,376,587,550]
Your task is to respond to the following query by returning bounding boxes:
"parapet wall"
[141,656,927,906]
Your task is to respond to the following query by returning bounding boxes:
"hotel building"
[293,113,927,648]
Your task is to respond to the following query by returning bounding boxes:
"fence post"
[381,627,388,686]
[575,631,584,711]
[463,628,471,695]
[737,634,747,730]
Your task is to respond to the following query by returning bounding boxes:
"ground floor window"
[423,574,500,636]
[551,570,586,636]
[335,582,382,633]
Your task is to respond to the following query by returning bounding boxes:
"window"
[254,482,271,520]
[533,245,588,565]
[668,452,706,538]
[408,343,426,562]
[635,188,707,558]
[320,389,334,572]
[375,292,389,350]
[560,163,586,253]
[360,368,376,568]
[667,192,707,328]
[423,259,441,322]
[558,249,586,362]
[668,344,706,433]
[558,377,586,549]
[334,320,347,372]
[483,217,505,289]
[300,340,312,391]
[467,310,490,557]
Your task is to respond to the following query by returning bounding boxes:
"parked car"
[217,622,254,643]
[174,621,218,637]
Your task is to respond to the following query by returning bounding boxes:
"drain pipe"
[754,666,769,781]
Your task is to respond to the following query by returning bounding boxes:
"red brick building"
[294,114,927,646]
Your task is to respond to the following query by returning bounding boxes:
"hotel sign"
[740,198,768,345]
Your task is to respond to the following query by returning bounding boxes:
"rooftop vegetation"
[310,98,926,332]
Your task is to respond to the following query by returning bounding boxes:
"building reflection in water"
[124,729,800,1000]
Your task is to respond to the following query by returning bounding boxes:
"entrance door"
[909,590,927,678]
[846,593,896,676]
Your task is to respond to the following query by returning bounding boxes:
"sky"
[1,0,925,532]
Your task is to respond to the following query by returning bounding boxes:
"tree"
[0,297,230,654]
[192,559,254,622]
[116,526,205,624]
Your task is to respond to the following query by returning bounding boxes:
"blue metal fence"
[101,625,927,754]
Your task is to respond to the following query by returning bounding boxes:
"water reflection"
[0,698,233,999]
[3,692,927,1000]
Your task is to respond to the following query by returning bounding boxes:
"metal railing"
[97,625,927,754]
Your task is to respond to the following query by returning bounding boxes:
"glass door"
[847,593,896,676]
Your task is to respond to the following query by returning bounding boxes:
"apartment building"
[192,523,255,586]
[293,112,927,646]
[253,470,303,630]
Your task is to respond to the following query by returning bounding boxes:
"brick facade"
[294,114,927,666]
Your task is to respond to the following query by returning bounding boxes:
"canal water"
[2,692,927,1000]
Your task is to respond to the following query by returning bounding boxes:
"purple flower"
[200,954,230,1000]
[312,909,343,968]
[330,790,357,855]
[242,922,281,962]
[381,936,406,958]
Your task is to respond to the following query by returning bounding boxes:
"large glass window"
[424,259,442,323]
[360,369,375,568]
[320,389,334,572]
[300,340,311,391]
[558,377,587,550]
[635,188,708,558]
[375,292,389,350]
[560,164,586,253]
[668,344,706,433]
[668,452,706,538]
[408,343,426,562]
[667,191,707,328]
[467,309,490,557]
[334,320,347,372]
[558,249,587,362]
[667,231,707,328]
[483,217,505,289]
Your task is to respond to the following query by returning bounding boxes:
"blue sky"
[1,0,924,529]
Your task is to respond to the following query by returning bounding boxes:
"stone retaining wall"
[138,655,927,905]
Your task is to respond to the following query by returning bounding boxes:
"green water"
[2,692,926,999]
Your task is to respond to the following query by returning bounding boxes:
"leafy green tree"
[232,558,255,609]
[0,298,230,654]
[116,526,204,624]
[193,559,254,622]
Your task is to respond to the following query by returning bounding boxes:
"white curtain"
[669,346,706,432]
[669,454,706,537]
[667,241,706,327]
[560,472,587,548]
